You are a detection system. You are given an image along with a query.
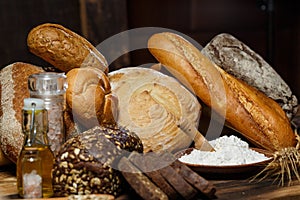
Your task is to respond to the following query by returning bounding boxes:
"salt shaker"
[28,72,67,155]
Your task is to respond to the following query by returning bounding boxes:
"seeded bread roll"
[0,62,44,163]
[202,33,298,120]
[52,125,143,197]
[27,23,108,73]
[148,32,296,152]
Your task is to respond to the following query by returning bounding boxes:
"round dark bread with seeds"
[52,125,143,197]
[202,33,298,120]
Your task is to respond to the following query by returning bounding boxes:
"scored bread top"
[109,67,201,153]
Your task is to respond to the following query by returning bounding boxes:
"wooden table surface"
[1,163,300,200]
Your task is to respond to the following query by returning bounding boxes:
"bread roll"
[148,32,296,152]
[66,67,118,130]
[108,67,201,153]
[202,33,298,120]
[0,62,44,163]
[27,23,108,73]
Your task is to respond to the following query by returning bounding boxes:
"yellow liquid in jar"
[17,145,54,198]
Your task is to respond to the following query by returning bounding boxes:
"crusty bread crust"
[202,33,298,120]
[0,62,44,163]
[66,67,118,129]
[148,32,296,151]
[27,23,108,73]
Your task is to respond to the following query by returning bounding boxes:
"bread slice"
[171,160,216,199]
[118,156,168,200]
[128,152,178,199]
[202,33,298,120]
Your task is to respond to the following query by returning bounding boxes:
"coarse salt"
[179,135,269,166]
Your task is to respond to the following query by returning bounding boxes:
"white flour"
[179,135,269,166]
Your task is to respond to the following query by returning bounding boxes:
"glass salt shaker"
[28,72,67,155]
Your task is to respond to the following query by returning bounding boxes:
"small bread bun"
[27,23,108,73]
[66,67,118,129]
[0,62,44,163]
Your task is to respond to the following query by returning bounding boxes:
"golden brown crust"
[27,23,108,73]
[148,32,296,151]
[0,62,44,163]
[66,67,117,129]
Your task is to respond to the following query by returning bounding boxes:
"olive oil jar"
[17,98,54,198]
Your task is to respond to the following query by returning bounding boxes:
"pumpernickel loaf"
[202,33,298,120]
[0,62,44,163]
[148,32,296,152]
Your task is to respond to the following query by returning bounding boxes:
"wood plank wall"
[0,0,299,99]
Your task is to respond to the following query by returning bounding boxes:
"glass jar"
[17,98,54,198]
[28,72,67,155]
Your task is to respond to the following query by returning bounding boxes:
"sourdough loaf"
[27,23,108,73]
[0,62,44,163]
[148,32,296,152]
[108,67,201,153]
[202,33,298,120]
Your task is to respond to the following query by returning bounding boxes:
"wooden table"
[1,164,300,200]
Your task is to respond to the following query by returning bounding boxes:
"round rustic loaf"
[108,67,201,153]
[52,125,143,197]
[0,62,44,163]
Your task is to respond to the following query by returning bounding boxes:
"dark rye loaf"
[202,33,298,120]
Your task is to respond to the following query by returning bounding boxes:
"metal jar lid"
[28,72,67,96]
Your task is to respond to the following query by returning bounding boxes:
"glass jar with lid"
[28,72,67,155]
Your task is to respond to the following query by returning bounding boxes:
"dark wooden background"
[0,0,299,99]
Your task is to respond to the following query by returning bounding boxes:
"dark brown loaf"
[202,33,298,120]
[27,23,108,73]
[52,125,143,197]
[148,32,296,152]
[0,62,44,163]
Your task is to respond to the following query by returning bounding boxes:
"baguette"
[148,32,296,152]
[27,23,108,73]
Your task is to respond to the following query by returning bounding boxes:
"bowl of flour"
[176,135,272,177]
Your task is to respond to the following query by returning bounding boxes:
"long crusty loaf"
[0,62,44,163]
[27,23,108,73]
[202,33,298,120]
[148,32,296,152]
